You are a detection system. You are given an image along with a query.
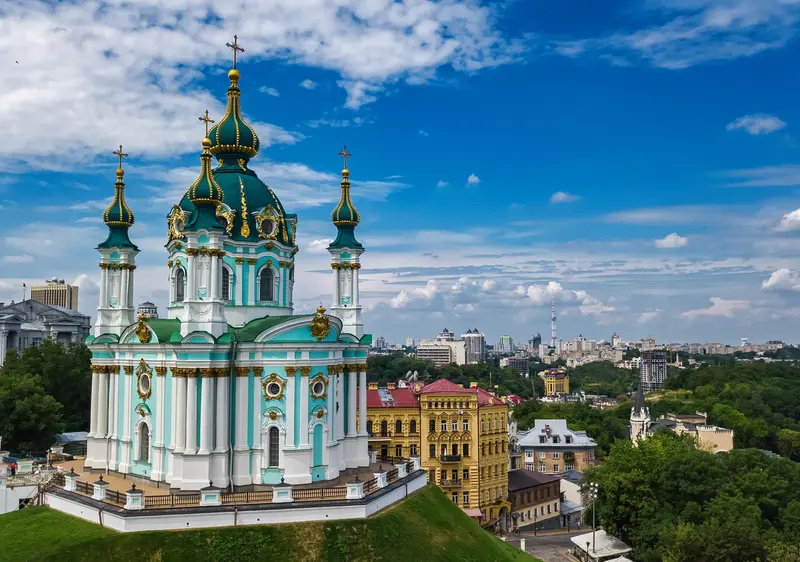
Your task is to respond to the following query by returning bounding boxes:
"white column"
[252,368,263,483]
[284,369,295,448]
[120,366,133,472]
[99,267,108,307]
[199,374,213,454]
[187,252,197,300]
[354,266,360,306]
[298,368,310,446]
[279,264,287,307]
[332,265,340,306]
[169,372,179,450]
[119,266,129,308]
[215,374,229,452]
[89,370,99,437]
[358,368,367,436]
[97,370,109,436]
[235,371,249,449]
[185,374,198,453]
[247,259,256,305]
[210,256,219,300]
[156,372,166,446]
[235,258,243,305]
[107,369,116,438]
[175,376,187,454]
[327,371,335,445]
[347,368,357,437]
[128,265,135,308]
[336,373,345,441]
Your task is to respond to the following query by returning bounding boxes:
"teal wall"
[309,351,329,359]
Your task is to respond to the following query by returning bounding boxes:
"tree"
[0,372,63,453]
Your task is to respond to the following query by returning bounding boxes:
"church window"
[410,420,417,434]
[265,381,282,399]
[367,421,373,435]
[259,267,275,301]
[138,424,150,463]
[268,426,280,467]
[395,420,403,435]
[175,269,185,302]
[312,380,326,397]
[222,268,231,301]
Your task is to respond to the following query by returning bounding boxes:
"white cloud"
[762,268,800,291]
[418,129,429,137]
[259,86,280,97]
[390,291,410,309]
[436,180,448,188]
[299,79,318,90]
[549,191,581,204]
[1,255,34,264]
[654,233,688,249]
[307,239,333,254]
[726,114,787,135]
[637,310,661,324]
[726,165,800,188]
[414,280,439,300]
[775,208,800,231]
[681,297,751,319]
[467,173,481,185]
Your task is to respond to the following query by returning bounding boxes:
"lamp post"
[589,482,599,556]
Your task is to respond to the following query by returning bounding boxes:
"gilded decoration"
[234,257,244,265]
[235,366,251,377]
[135,313,151,344]
[269,411,277,420]
[167,260,173,268]
[300,366,312,377]
[262,373,285,401]
[247,258,257,265]
[239,177,251,238]
[316,410,325,419]
[285,366,298,377]
[216,204,235,235]
[154,366,167,377]
[135,359,153,401]
[167,204,186,241]
[255,205,281,240]
[309,305,331,341]
[186,248,199,257]
[310,373,328,400]
[123,365,133,376]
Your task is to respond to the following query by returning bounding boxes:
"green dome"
[98,168,138,250]
[329,167,362,250]
[207,69,260,159]
[188,139,224,206]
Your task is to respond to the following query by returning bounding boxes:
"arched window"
[366,420,373,435]
[222,267,231,301]
[380,420,388,437]
[395,420,403,435]
[175,269,185,302]
[259,267,274,301]
[268,426,280,467]
[410,420,417,434]
[138,423,150,463]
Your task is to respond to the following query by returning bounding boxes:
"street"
[504,530,584,562]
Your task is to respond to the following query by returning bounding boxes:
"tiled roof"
[473,386,503,406]
[508,469,560,491]
[360,387,420,408]
[419,378,472,395]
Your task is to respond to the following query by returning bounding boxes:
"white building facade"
[84,58,371,490]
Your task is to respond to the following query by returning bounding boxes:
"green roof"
[97,226,138,250]
[144,318,181,342]
[328,225,362,250]
[230,315,308,342]
[141,315,309,343]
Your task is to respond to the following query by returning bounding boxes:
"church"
[84,38,371,490]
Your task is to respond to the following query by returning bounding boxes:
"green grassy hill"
[0,486,538,562]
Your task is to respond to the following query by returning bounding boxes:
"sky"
[2,0,800,346]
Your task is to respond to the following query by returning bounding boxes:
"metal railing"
[386,468,399,482]
[363,477,378,495]
[440,479,461,487]
[440,454,462,462]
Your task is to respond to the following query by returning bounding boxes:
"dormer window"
[552,435,560,444]
[566,435,573,444]
[539,436,546,444]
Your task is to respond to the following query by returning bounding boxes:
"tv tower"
[550,292,557,349]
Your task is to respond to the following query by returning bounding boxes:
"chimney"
[470,382,479,388]
[545,424,551,439]
[387,382,396,390]
[368,382,379,390]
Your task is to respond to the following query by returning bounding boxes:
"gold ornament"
[216,204,235,235]
[135,313,151,344]
[135,359,153,401]
[309,305,331,341]
[262,373,285,401]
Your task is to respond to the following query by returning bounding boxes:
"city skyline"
[2,1,800,345]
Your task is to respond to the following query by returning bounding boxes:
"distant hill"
[0,486,538,562]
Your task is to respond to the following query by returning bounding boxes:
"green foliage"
[0,486,538,562]
[569,361,638,397]
[0,371,63,453]
[1,340,92,431]
[588,432,800,561]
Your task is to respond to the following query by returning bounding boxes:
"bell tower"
[95,145,139,337]
[327,146,364,338]
[630,384,651,445]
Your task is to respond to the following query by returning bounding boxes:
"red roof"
[360,387,420,408]
[419,378,472,395]
[472,386,503,406]
[506,394,523,406]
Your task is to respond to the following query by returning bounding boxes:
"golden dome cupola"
[329,145,362,250]
[98,145,138,250]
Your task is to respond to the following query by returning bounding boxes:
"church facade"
[84,45,371,490]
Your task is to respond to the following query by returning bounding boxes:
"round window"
[262,219,274,236]
[312,381,325,396]
[266,381,282,397]
[139,374,151,395]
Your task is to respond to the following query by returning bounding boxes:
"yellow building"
[364,379,512,529]
[541,368,569,395]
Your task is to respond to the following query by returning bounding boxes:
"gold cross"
[198,110,215,137]
[113,144,129,170]
[225,35,245,69]
[338,145,352,169]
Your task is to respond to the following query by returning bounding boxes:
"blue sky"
[2,0,800,346]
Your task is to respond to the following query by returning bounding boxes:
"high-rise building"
[136,301,159,319]
[30,278,79,311]
[529,333,542,352]
[375,336,388,350]
[611,332,621,348]
[405,337,415,348]
[640,350,668,392]
[497,335,514,353]
[437,328,456,342]
[417,338,466,366]
[462,328,485,364]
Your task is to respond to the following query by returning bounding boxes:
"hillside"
[0,486,538,562]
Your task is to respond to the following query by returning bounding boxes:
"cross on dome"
[198,110,215,137]
[226,34,244,69]
[113,144,129,172]
[338,145,352,170]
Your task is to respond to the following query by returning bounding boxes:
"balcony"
[368,432,393,441]
[440,454,462,463]
[440,479,462,487]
